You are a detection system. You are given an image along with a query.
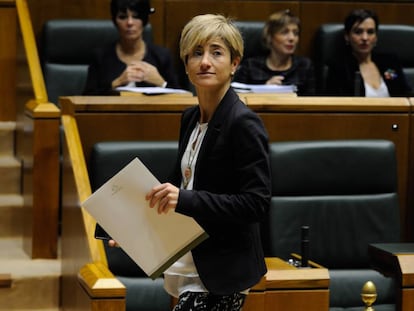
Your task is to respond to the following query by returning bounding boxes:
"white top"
[164,122,208,298]
[364,78,390,97]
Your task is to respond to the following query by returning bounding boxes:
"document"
[115,86,191,95]
[231,81,297,93]
[82,157,208,279]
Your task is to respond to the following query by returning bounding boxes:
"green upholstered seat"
[40,19,152,106]
[265,140,399,311]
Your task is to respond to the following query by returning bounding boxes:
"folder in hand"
[82,157,208,279]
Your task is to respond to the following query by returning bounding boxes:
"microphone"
[301,225,310,268]
[354,71,362,96]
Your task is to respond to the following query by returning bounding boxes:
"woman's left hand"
[145,183,179,214]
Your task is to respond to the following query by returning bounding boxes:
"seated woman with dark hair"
[233,10,315,96]
[326,8,412,97]
[83,0,179,95]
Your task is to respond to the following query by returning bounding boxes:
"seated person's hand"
[266,75,285,85]
[112,62,166,88]
[135,61,166,87]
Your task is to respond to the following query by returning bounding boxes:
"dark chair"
[40,19,153,106]
[313,23,414,95]
[233,21,267,60]
[89,141,178,311]
[265,139,400,310]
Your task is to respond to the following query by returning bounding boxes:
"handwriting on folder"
[82,157,208,279]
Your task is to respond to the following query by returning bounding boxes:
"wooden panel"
[265,289,329,311]
[243,292,265,311]
[398,255,414,287]
[91,299,125,311]
[21,104,60,259]
[401,288,414,311]
[0,4,17,121]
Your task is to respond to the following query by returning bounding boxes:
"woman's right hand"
[266,75,285,85]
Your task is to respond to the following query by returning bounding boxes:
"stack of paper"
[231,82,297,93]
[116,86,191,95]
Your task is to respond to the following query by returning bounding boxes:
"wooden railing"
[16,0,47,102]
[61,113,126,310]
[15,0,60,259]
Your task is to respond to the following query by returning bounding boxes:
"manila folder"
[82,157,208,279]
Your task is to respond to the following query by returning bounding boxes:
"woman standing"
[83,0,179,95]
[233,10,315,95]
[145,14,272,310]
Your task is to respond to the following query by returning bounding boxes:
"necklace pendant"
[183,166,192,189]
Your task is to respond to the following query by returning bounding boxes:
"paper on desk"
[231,82,297,93]
[82,157,208,279]
[116,86,191,95]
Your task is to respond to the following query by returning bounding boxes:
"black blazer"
[326,50,412,97]
[170,88,271,295]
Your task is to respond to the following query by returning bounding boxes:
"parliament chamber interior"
[1,0,414,310]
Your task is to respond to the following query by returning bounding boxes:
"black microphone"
[354,71,362,96]
[301,225,310,268]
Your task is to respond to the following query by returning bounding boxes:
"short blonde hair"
[179,14,244,64]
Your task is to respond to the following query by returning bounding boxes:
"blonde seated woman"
[233,10,315,96]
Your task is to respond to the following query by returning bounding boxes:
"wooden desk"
[244,257,329,311]
[369,243,414,311]
[0,274,11,288]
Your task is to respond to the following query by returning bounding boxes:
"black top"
[83,41,180,95]
[170,88,271,295]
[326,50,412,97]
[233,55,316,96]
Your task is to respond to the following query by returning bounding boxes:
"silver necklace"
[183,124,205,189]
